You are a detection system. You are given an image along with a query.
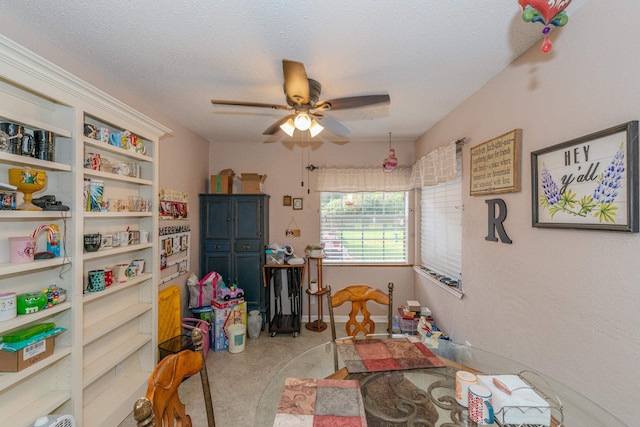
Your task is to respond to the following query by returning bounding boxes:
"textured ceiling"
[0,1,588,144]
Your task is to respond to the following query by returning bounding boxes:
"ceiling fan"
[211,59,390,137]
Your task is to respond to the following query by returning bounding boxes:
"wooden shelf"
[0,210,71,220]
[306,257,327,332]
[83,243,152,260]
[0,152,72,171]
[0,345,71,390]
[5,389,71,427]
[84,211,153,219]
[83,303,152,345]
[82,274,151,303]
[83,333,151,386]
[83,168,153,185]
[0,109,71,138]
[0,257,69,277]
[83,372,147,427]
[84,137,152,162]
[0,35,165,425]
[0,301,71,334]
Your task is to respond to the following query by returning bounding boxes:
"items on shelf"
[0,190,16,210]
[0,292,16,321]
[84,151,142,178]
[83,178,152,212]
[0,122,56,161]
[83,124,147,154]
[0,322,66,372]
[8,167,46,211]
[159,188,189,220]
[83,258,147,293]
[266,243,303,265]
[83,228,150,253]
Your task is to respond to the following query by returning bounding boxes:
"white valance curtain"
[312,166,413,192]
[312,140,459,192]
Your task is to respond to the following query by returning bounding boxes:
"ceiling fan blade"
[263,114,295,135]
[316,115,351,137]
[282,60,310,105]
[315,94,390,111]
[211,100,291,110]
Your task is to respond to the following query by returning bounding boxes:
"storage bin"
[397,307,419,335]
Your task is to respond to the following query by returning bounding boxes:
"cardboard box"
[212,297,244,309]
[241,173,267,194]
[212,301,246,351]
[0,336,55,372]
[210,175,234,194]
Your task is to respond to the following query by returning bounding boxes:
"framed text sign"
[470,129,522,196]
[531,121,639,232]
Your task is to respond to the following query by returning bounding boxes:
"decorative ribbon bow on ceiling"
[518,0,572,53]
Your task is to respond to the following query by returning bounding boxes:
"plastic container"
[0,292,16,321]
[9,236,35,263]
[397,307,419,335]
[247,310,262,339]
[227,323,246,353]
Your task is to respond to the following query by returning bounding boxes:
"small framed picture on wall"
[293,198,303,210]
[283,195,292,206]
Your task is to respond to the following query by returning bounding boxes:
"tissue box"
[477,375,551,426]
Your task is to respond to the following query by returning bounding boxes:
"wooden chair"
[133,328,215,427]
[326,282,394,341]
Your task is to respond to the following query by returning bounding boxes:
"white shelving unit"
[0,34,171,426]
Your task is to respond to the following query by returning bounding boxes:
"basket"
[182,317,210,358]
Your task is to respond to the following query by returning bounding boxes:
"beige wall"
[208,139,416,319]
[413,1,637,422]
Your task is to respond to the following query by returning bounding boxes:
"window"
[320,192,408,264]
[419,146,462,284]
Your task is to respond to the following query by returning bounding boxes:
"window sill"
[414,266,464,299]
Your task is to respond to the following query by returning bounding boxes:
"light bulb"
[294,113,311,131]
[309,119,324,137]
[280,118,295,136]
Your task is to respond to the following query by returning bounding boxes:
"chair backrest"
[326,282,394,341]
[133,328,216,427]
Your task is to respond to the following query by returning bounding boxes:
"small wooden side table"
[305,256,327,332]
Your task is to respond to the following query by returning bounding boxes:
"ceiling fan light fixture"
[280,118,296,136]
[294,112,312,131]
[309,119,324,137]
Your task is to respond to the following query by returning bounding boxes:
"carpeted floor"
[119,323,337,427]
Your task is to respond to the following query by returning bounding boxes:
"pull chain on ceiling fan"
[211,59,390,138]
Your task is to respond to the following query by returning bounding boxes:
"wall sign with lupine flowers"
[531,121,639,232]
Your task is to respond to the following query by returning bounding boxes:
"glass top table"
[255,336,626,426]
